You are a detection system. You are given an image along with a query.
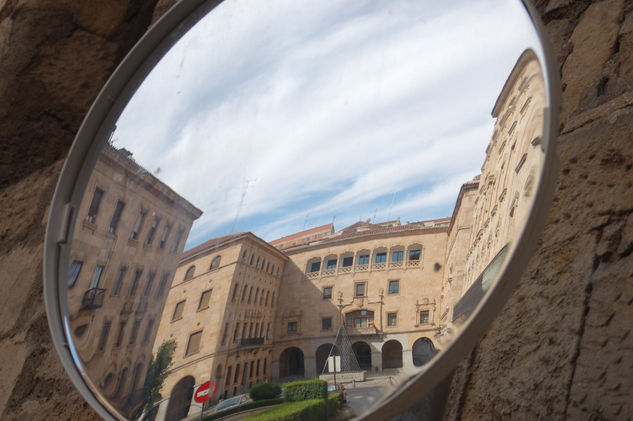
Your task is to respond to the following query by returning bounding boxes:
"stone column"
[372,350,382,373]
[402,349,415,372]
[304,356,316,378]
[271,360,280,382]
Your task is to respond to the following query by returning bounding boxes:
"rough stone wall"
[443,0,633,420]
[0,1,631,420]
[0,0,159,419]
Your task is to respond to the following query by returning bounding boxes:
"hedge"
[202,398,283,421]
[244,392,343,421]
[283,379,327,402]
[250,382,282,401]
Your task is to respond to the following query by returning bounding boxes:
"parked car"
[215,394,251,412]
[327,383,347,402]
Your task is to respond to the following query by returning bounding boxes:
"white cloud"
[111,0,543,248]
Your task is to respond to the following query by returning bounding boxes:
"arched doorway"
[165,376,195,421]
[279,347,304,378]
[412,337,436,367]
[382,340,403,369]
[316,343,338,374]
[352,342,371,370]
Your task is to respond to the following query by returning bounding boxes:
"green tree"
[138,340,177,420]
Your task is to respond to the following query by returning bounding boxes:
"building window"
[234,364,240,383]
[265,291,269,306]
[247,286,253,304]
[287,321,297,334]
[233,323,240,342]
[98,321,111,351]
[143,319,154,343]
[388,280,399,295]
[241,323,247,339]
[221,323,229,345]
[159,224,171,249]
[155,272,169,297]
[172,300,185,321]
[342,256,353,267]
[198,289,212,310]
[375,252,387,263]
[249,361,254,378]
[115,321,126,347]
[89,264,105,289]
[387,312,397,327]
[210,255,221,270]
[241,285,247,302]
[326,259,337,269]
[256,359,260,376]
[130,210,146,240]
[408,249,421,261]
[112,266,127,296]
[108,200,125,234]
[391,250,403,262]
[184,265,195,281]
[225,366,232,386]
[145,217,160,245]
[263,358,267,374]
[322,287,332,299]
[129,269,142,296]
[142,272,155,297]
[86,187,104,223]
[232,283,239,302]
[419,310,430,324]
[254,288,260,304]
[67,260,83,288]
[345,310,374,328]
[309,261,320,273]
[170,227,184,253]
[322,317,332,331]
[358,254,369,265]
[129,319,141,345]
[185,331,202,356]
[355,282,366,297]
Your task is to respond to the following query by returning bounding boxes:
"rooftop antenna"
[231,179,252,233]
[373,208,377,222]
[303,213,310,230]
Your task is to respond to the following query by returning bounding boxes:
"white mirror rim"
[43,1,560,419]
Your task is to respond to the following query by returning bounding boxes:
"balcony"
[389,261,403,268]
[346,326,378,336]
[120,302,134,315]
[240,337,264,347]
[306,271,319,279]
[407,260,420,267]
[81,288,106,310]
[321,268,336,277]
[372,262,386,271]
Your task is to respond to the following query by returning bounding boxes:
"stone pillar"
[271,360,280,382]
[402,349,415,372]
[372,350,382,373]
[154,399,169,421]
[304,356,316,378]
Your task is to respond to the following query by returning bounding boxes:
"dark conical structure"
[320,326,361,375]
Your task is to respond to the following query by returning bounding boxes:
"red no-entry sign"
[194,381,217,403]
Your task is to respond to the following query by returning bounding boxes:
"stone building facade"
[441,49,546,324]
[67,144,201,417]
[152,233,287,420]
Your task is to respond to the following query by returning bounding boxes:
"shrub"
[250,382,282,401]
[244,393,343,421]
[202,398,283,421]
[283,379,327,402]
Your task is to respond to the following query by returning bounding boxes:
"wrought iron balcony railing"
[240,337,264,347]
[81,288,106,310]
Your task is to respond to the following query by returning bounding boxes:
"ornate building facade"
[67,144,202,416]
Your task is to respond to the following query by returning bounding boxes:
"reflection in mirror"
[62,1,548,419]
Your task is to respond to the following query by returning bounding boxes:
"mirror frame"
[43,1,560,419]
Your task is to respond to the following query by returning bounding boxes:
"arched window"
[265,290,269,306]
[306,257,321,274]
[242,250,248,262]
[407,244,422,266]
[210,255,221,270]
[184,265,195,281]
[254,288,260,304]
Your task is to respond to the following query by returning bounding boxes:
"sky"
[112,0,543,249]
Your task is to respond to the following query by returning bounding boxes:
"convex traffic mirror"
[44,1,559,419]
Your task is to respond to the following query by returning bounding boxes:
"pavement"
[342,376,393,417]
